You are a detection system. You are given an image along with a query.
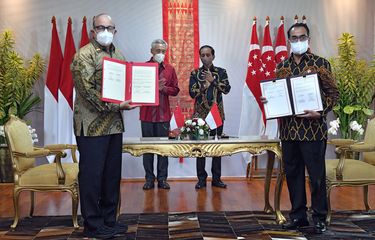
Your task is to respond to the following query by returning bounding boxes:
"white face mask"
[96,29,113,47]
[290,40,309,55]
[153,53,165,63]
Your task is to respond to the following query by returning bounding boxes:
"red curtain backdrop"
[162,0,199,119]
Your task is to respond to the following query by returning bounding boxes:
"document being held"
[260,78,292,119]
[260,73,323,119]
[101,57,159,106]
[290,74,323,115]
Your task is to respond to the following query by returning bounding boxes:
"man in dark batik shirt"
[268,23,339,234]
[189,45,231,189]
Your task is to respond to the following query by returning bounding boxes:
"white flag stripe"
[44,89,58,144]
[205,111,217,130]
[275,45,287,54]
[249,44,260,51]
[238,86,264,163]
[170,114,178,130]
[44,88,59,163]
[239,85,265,137]
[57,90,75,162]
[261,45,273,53]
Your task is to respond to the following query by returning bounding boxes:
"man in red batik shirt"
[140,39,180,190]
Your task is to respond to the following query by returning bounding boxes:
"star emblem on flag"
[275,17,288,65]
[244,18,266,125]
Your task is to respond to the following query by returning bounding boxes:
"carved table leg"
[274,150,286,224]
[264,151,275,213]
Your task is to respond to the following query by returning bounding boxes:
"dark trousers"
[76,133,122,231]
[197,125,223,182]
[141,121,169,182]
[282,140,328,223]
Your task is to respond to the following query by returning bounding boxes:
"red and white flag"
[261,17,278,138]
[261,17,276,82]
[169,104,185,163]
[238,17,265,138]
[80,16,90,48]
[44,16,63,162]
[205,103,223,130]
[58,17,76,162]
[170,105,185,130]
[275,16,288,64]
[238,17,267,164]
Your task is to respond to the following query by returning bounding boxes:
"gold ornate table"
[122,136,286,224]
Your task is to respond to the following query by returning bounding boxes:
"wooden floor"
[1,177,374,219]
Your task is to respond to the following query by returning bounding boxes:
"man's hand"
[202,69,214,83]
[159,79,166,90]
[202,80,210,89]
[260,96,267,104]
[119,100,137,110]
[297,110,321,119]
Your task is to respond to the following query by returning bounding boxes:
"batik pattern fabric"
[189,65,231,120]
[276,52,339,141]
[71,40,125,136]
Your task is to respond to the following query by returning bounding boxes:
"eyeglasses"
[94,25,116,32]
[289,35,309,43]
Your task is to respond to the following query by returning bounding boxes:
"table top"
[123,136,280,145]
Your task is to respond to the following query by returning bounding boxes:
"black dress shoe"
[195,181,207,189]
[143,181,155,190]
[212,180,227,188]
[314,221,327,234]
[83,225,116,239]
[282,218,309,230]
[158,180,170,189]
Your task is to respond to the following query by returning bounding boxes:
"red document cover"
[101,57,159,106]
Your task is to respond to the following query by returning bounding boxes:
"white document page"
[260,78,293,119]
[102,60,126,102]
[131,66,156,103]
[290,74,323,115]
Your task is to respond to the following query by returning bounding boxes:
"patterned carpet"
[0,210,375,239]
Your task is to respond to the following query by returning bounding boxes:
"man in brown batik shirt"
[71,13,134,239]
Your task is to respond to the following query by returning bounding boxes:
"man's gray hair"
[151,39,168,49]
[92,13,113,28]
